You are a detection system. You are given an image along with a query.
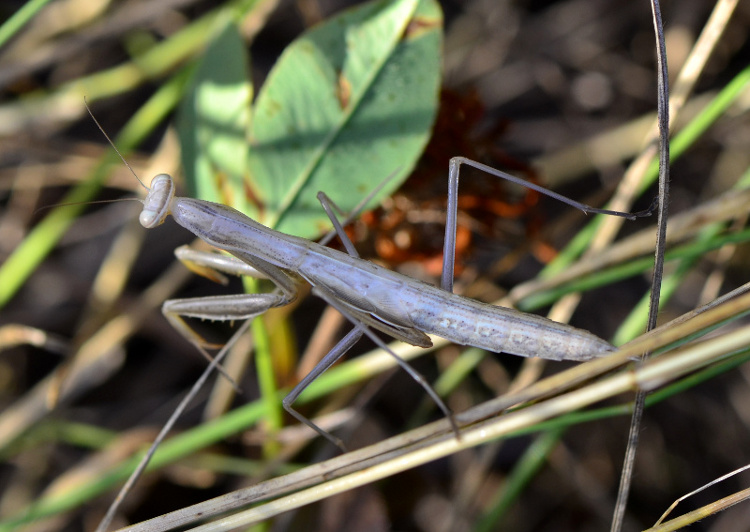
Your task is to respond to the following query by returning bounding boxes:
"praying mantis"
[97,100,651,450]
[87,109,652,532]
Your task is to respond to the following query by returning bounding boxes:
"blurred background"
[1,1,750,530]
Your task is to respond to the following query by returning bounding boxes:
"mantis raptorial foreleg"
[174,245,269,283]
[162,252,294,350]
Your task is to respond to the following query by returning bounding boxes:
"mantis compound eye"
[139,174,175,228]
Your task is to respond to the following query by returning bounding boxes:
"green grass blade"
[0,0,54,49]
[474,428,565,532]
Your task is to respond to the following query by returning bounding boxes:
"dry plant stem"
[85,216,146,319]
[697,215,746,305]
[645,488,750,532]
[0,162,44,252]
[610,4,669,529]
[0,324,68,354]
[654,464,750,527]
[666,0,739,119]
[117,320,750,532]
[654,279,750,332]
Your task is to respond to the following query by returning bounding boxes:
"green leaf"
[178,19,255,216]
[246,0,442,237]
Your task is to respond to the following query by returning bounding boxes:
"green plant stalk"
[244,277,284,457]
[0,420,116,462]
[0,69,190,309]
[433,348,488,397]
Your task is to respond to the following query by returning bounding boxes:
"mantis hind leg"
[440,156,655,293]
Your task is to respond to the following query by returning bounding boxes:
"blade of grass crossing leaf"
[245,277,284,457]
